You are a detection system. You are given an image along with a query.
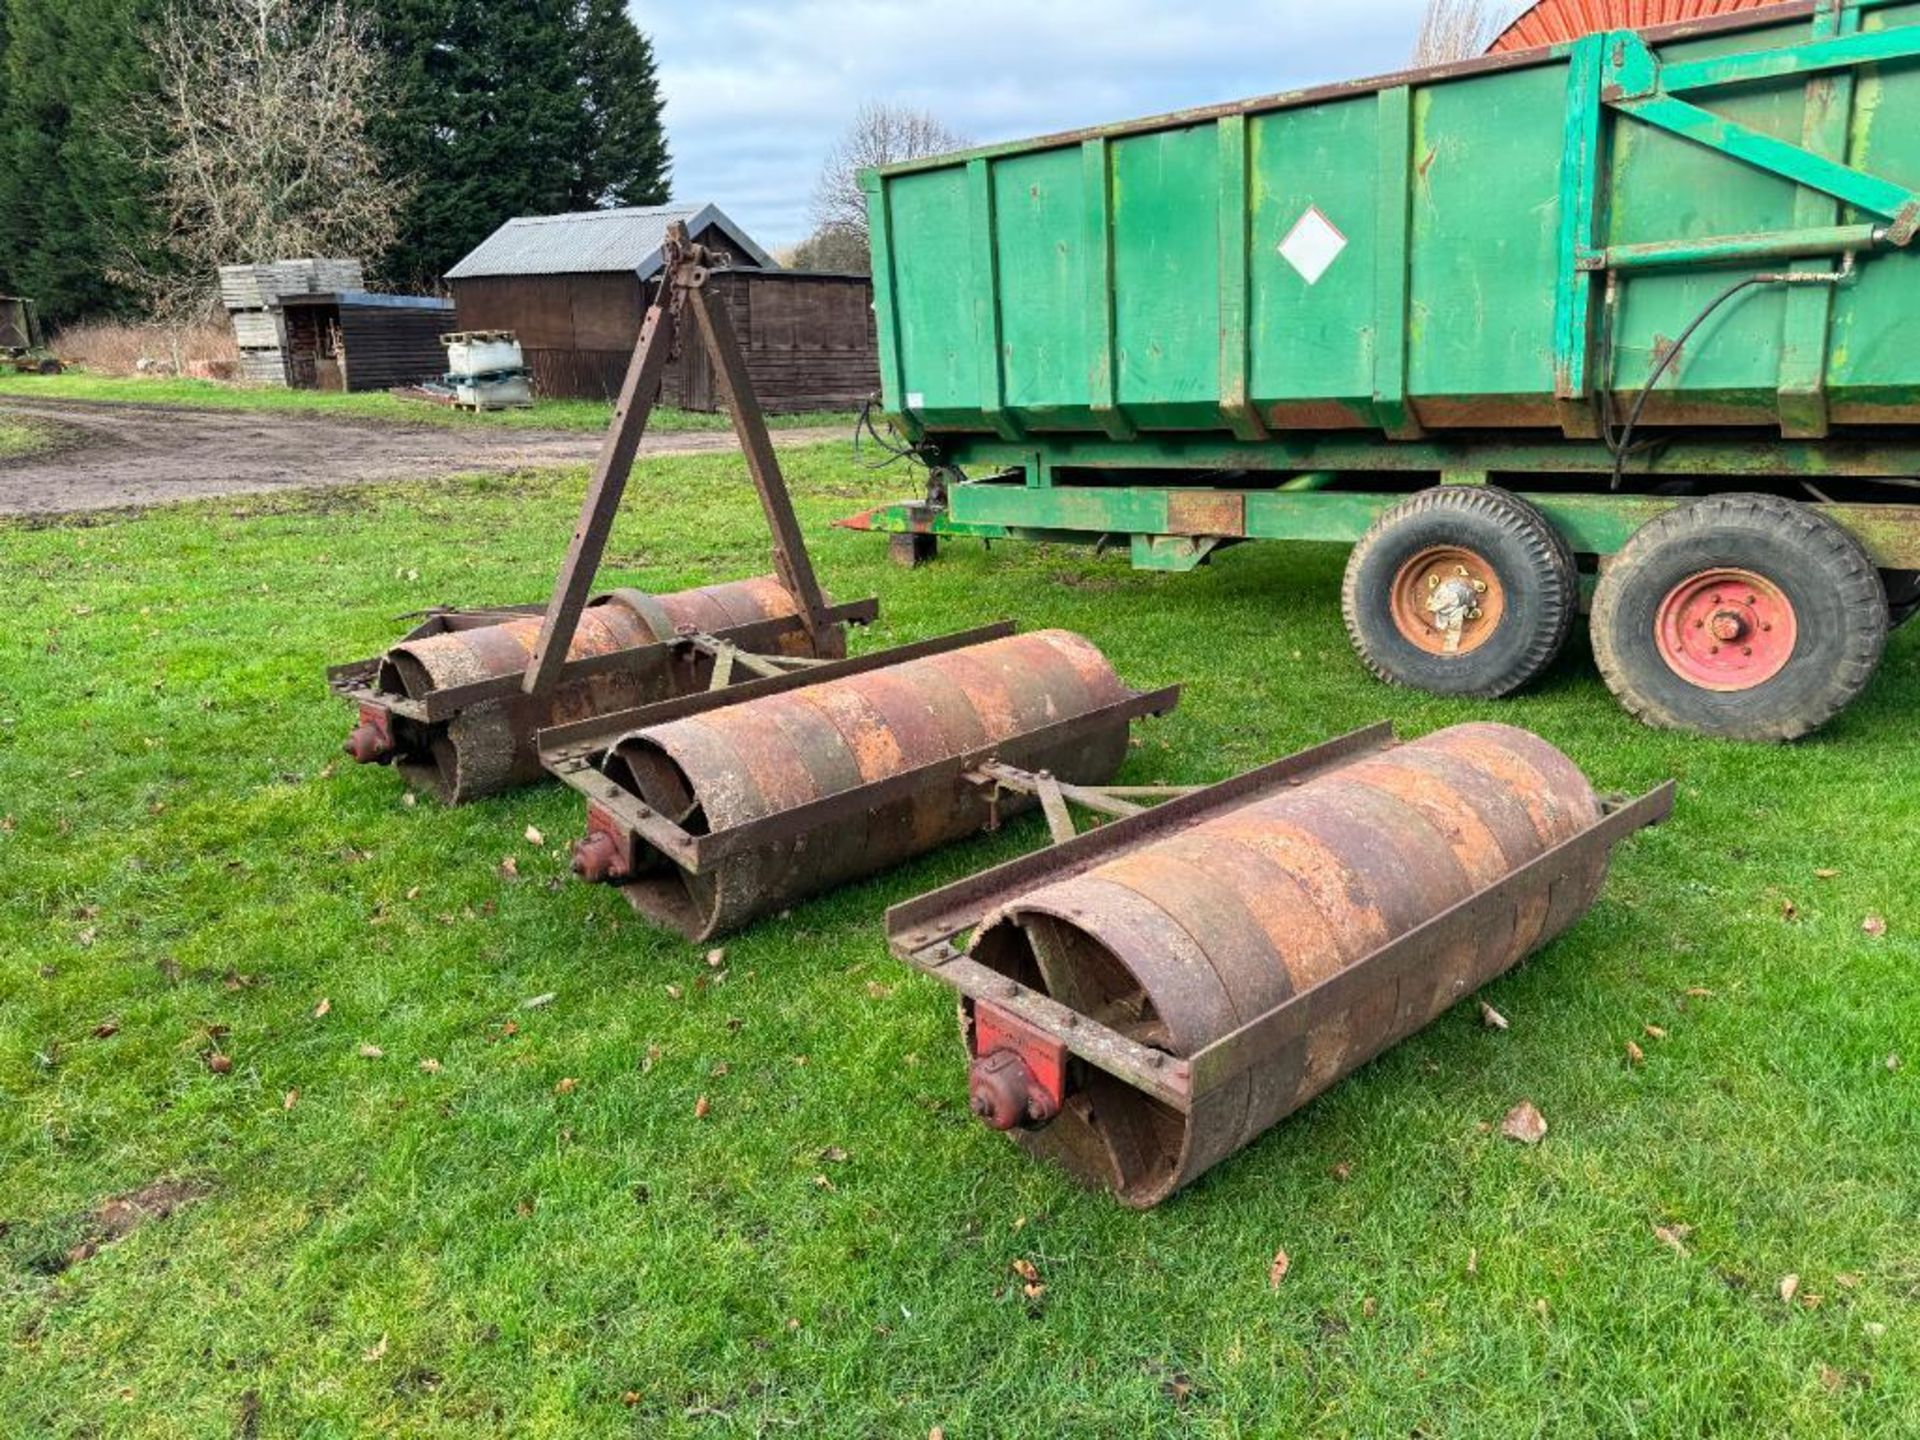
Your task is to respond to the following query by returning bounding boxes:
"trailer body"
[850,1,1920,737]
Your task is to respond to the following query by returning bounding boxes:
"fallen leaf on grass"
[522,992,556,1010]
[1653,1223,1692,1256]
[405,886,421,901]
[623,1391,642,1407]
[524,825,545,847]
[1467,1248,1478,1276]
[1836,1273,1861,1289]
[1501,1102,1548,1145]
[1780,1274,1801,1305]
[820,1146,849,1164]
[419,1058,442,1074]
[358,1044,384,1060]
[641,1044,662,1074]
[498,856,520,881]
[1685,987,1714,999]
[1820,1365,1846,1394]
[812,1174,835,1191]
[1479,1002,1509,1032]
[665,984,684,1001]
[1888,1054,1902,1073]
[207,1053,232,1075]
[1361,1297,1377,1318]
[402,793,417,809]
[1645,1024,1668,1040]
[694,1095,710,1119]
[1626,1040,1646,1066]
[1815,869,1839,881]
[865,981,894,1000]
[1863,916,1888,938]
[313,997,331,1019]
[1012,1257,1045,1300]
[92,1021,119,1040]
[554,1077,577,1095]
[1866,1322,1888,1339]
[710,1062,729,1078]
[1268,1250,1291,1289]
[1330,1161,1353,1182]
[362,1335,388,1364]
[706,948,726,968]
[283,1089,299,1110]
[1781,899,1799,922]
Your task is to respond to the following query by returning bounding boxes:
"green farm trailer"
[846,0,1920,739]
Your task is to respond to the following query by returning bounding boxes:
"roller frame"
[331,219,879,790]
[886,724,1675,1114]
[537,621,1183,880]
[329,598,880,728]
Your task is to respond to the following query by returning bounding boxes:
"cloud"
[638,0,1470,247]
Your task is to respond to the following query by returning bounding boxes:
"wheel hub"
[1653,568,1796,692]
[1390,547,1506,656]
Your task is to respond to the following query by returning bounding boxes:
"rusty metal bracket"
[521,221,845,698]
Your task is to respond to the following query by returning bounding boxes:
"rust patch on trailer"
[1166,491,1247,538]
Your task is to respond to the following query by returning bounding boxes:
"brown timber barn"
[445,203,881,411]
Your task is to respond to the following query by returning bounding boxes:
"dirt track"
[0,398,843,518]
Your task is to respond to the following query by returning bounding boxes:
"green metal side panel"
[992,149,1095,423]
[1830,2,1920,406]
[1245,96,1377,414]
[1110,126,1221,426]
[1606,23,1808,412]
[872,2,1920,446]
[1406,62,1569,408]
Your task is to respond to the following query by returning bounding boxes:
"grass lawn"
[1,446,1914,1437]
[0,372,855,434]
[0,416,55,460]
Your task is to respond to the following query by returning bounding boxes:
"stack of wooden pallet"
[219,259,364,385]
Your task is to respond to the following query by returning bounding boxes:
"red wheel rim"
[1653,568,1796,692]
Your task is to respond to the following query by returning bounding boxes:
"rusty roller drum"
[357,577,815,803]
[966,723,1610,1208]
[602,630,1134,939]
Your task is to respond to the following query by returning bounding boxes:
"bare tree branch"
[1413,0,1504,65]
[805,102,968,261]
[112,0,409,320]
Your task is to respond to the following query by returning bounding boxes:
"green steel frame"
[854,1,1920,574]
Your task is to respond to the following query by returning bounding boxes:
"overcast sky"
[640,0,1534,249]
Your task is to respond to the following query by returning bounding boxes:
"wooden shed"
[660,268,880,414]
[275,292,454,392]
[446,202,879,411]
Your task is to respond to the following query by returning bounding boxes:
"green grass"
[0,416,55,459]
[0,371,856,434]
[1,448,1915,1437]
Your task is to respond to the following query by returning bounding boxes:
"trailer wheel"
[1341,486,1576,698]
[1882,571,1920,629]
[1591,494,1887,741]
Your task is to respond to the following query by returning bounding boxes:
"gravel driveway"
[0,398,843,517]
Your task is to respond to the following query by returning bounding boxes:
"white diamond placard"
[1278,206,1348,286]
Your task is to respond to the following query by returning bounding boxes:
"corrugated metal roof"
[1487,0,1779,53]
[444,203,775,280]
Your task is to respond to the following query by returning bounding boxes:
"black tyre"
[1882,570,1920,629]
[1591,494,1887,741]
[1341,486,1577,699]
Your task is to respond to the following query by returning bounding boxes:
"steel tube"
[598,631,1136,939]
[350,577,818,804]
[963,723,1615,1207]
